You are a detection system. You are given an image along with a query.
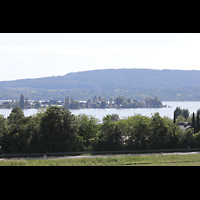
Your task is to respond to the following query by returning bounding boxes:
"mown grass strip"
[1,153,200,166]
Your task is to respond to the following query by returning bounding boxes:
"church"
[93,96,102,104]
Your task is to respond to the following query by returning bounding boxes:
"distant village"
[0,99,64,109]
[0,95,164,109]
[0,96,107,109]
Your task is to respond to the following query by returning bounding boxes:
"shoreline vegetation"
[0,104,200,155]
[0,94,165,110]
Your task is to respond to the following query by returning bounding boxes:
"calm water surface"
[71,101,200,120]
[0,101,200,121]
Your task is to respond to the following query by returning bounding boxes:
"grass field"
[1,153,200,166]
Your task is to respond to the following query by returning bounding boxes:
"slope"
[0,68,200,90]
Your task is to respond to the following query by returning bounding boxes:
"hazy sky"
[1,33,200,81]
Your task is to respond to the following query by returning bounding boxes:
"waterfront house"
[177,123,192,131]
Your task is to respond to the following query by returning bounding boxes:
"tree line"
[1,106,200,154]
[0,94,163,110]
[115,96,163,108]
[64,95,163,109]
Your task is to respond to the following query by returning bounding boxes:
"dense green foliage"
[1,106,200,154]
[0,69,200,100]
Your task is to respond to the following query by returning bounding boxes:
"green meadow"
[1,153,200,166]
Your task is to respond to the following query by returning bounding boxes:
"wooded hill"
[0,68,200,101]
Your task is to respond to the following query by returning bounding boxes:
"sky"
[0,33,200,81]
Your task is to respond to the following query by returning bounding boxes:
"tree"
[76,114,99,150]
[132,100,139,108]
[115,96,124,107]
[196,111,200,133]
[103,114,119,124]
[110,114,120,122]
[19,94,25,110]
[39,106,78,152]
[149,113,168,149]
[153,96,162,108]
[35,100,41,109]
[126,115,151,150]
[174,107,182,120]
[145,97,150,107]
[7,107,24,125]
[192,112,196,133]
[100,100,107,108]
[176,115,186,124]
[164,117,180,149]
[173,107,189,121]
[64,97,70,109]
[0,115,9,153]
[5,107,25,153]
[70,100,80,109]
[95,123,123,151]
[173,112,176,123]
[182,109,189,120]
[122,100,129,108]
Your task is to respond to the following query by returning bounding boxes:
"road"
[1,151,200,161]
[1,148,200,160]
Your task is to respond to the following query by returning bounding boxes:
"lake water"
[0,101,200,121]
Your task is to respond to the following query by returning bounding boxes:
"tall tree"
[174,107,182,120]
[19,94,25,110]
[64,97,70,109]
[173,112,176,123]
[192,112,196,133]
[196,111,200,133]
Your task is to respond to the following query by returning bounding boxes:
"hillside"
[0,68,200,100]
[1,68,200,90]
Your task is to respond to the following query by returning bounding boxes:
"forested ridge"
[0,69,200,100]
[0,106,200,154]
[1,68,200,90]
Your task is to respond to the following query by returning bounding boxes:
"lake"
[71,101,200,120]
[0,101,200,121]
